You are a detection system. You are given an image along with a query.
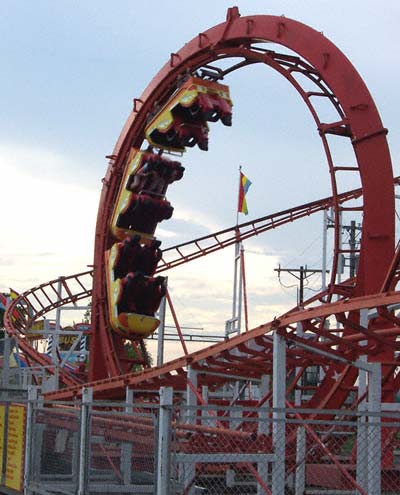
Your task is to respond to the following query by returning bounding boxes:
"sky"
[1,0,400,359]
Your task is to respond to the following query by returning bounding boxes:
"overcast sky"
[1,1,400,357]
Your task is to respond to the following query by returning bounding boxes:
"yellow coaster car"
[145,76,233,152]
[105,244,160,339]
[110,149,173,241]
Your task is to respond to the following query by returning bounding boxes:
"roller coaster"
[3,7,400,491]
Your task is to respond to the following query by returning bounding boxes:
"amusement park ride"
[3,6,400,484]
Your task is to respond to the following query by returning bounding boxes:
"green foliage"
[83,302,92,324]
[139,339,153,367]
[124,339,153,370]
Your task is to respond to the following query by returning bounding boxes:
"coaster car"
[146,113,209,153]
[105,244,160,339]
[113,235,162,279]
[110,149,177,241]
[145,76,233,152]
[116,192,173,235]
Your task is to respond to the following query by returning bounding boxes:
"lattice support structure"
[3,8,400,489]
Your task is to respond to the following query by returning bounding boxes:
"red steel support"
[89,11,394,383]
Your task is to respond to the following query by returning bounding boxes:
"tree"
[83,302,92,324]
[124,339,153,370]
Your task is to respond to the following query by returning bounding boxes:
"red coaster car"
[145,76,233,152]
[105,245,164,339]
[110,149,181,241]
[113,235,162,279]
[116,193,173,235]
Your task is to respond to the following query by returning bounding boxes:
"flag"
[238,171,252,215]
[9,288,19,300]
[9,288,24,322]
[9,288,33,320]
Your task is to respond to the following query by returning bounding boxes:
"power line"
[274,264,327,305]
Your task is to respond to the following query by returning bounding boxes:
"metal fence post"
[186,366,197,422]
[1,333,12,389]
[78,387,92,495]
[356,309,368,494]
[294,322,305,495]
[258,374,271,495]
[295,426,306,495]
[23,386,37,495]
[182,367,197,494]
[157,386,172,495]
[121,387,134,485]
[368,362,381,495]
[272,332,286,495]
[157,289,167,367]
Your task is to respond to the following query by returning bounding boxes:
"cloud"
[163,247,284,332]
[0,152,98,292]
[0,141,98,189]
[170,203,222,234]
[156,227,177,239]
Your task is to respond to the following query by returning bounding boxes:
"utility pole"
[274,265,326,306]
[323,212,361,283]
[348,220,359,278]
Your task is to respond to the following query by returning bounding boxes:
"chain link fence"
[171,405,274,494]
[0,388,399,494]
[24,397,159,495]
[27,403,81,494]
[168,403,400,495]
[87,406,157,493]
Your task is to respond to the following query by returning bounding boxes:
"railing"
[1,387,399,495]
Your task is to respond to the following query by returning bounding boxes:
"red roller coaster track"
[4,9,400,416]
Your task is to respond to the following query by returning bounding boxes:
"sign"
[59,335,78,345]
[74,323,90,332]
[5,405,26,491]
[25,319,45,340]
[0,405,5,483]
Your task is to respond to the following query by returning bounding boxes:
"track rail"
[4,11,400,491]
[45,289,400,400]
[160,178,400,272]
[3,270,93,388]
[5,10,398,409]
[5,179,386,388]
[89,10,395,384]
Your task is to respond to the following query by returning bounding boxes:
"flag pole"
[236,165,242,227]
[230,167,242,338]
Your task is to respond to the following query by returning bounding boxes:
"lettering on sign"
[0,406,5,484]
[5,405,26,492]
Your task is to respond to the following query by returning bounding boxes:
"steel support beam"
[78,387,92,495]
[156,387,172,495]
[272,332,286,495]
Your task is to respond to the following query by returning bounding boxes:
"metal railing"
[0,387,400,495]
